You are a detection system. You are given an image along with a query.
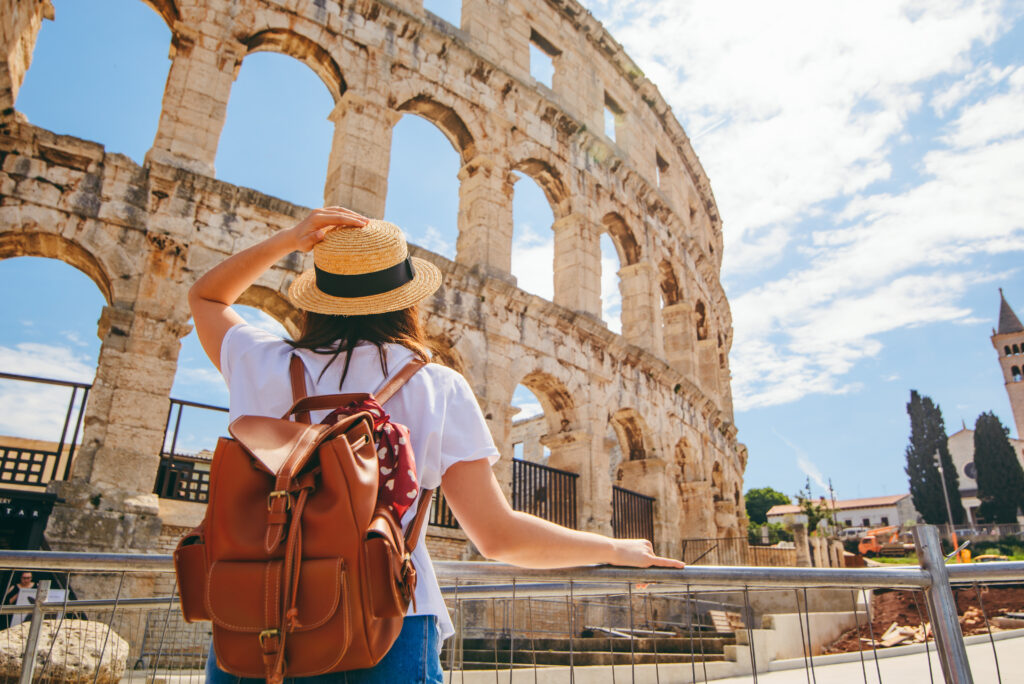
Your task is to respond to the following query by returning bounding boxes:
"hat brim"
[288,256,442,316]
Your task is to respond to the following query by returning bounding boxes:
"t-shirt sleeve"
[219,322,285,390]
[439,372,501,474]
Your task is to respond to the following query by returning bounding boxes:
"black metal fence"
[512,459,578,529]
[612,485,654,544]
[429,488,459,528]
[0,372,89,492]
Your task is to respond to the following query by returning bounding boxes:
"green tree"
[973,412,1024,523]
[905,390,966,524]
[744,487,791,524]
[795,479,830,533]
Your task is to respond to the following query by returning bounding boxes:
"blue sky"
[2,0,1023,504]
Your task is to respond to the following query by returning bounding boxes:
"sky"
[2,0,1023,503]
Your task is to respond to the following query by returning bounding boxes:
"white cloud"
[585,0,1024,408]
[237,306,289,338]
[512,401,543,422]
[511,222,555,300]
[0,344,94,441]
[412,225,455,260]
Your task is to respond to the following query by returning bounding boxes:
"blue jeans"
[204,616,443,684]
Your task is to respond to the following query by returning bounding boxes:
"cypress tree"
[973,412,1024,523]
[905,390,967,524]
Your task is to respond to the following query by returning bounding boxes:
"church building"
[946,289,1024,525]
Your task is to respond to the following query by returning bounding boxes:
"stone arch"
[695,300,709,341]
[515,369,577,436]
[395,95,477,163]
[241,29,347,101]
[140,0,179,27]
[601,212,641,266]
[0,232,114,305]
[511,158,570,221]
[659,259,682,306]
[610,408,648,461]
[236,284,302,339]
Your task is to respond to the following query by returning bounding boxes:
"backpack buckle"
[258,628,280,647]
[267,490,291,511]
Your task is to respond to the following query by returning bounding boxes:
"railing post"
[19,579,49,684]
[913,525,973,684]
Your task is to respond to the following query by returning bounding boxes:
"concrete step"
[454,635,734,655]
[455,650,728,668]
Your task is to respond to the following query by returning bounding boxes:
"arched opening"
[610,409,648,462]
[510,384,548,463]
[600,234,622,333]
[1013,366,1022,383]
[15,0,172,164]
[695,300,709,341]
[659,260,682,306]
[1014,344,1020,355]
[385,114,461,260]
[711,463,724,502]
[510,372,578,528]
[510,172,555,299]
[1006,346,1012,356]
[0,256,107,523]
[395,96,476,163]
[215,51,334,206]
[599,213,641,335]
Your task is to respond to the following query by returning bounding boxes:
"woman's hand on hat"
[287,207,369,252]
[609,538,686,568]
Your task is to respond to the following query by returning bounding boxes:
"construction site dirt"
[824,586,1024,653]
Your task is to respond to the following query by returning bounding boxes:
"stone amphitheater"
[0,0,746,560]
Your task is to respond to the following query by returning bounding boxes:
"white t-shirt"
[219,323,500,641]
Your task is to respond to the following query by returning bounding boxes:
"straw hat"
[288,219,442,316]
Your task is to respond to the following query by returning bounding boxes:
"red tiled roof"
[766,494,909,517]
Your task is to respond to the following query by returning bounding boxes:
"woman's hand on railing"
[609,539,685,568]
[286,207,368,252]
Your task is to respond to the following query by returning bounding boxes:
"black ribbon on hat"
[315,257,416,297]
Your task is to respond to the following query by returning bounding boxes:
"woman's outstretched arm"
[188,207,367,369]
[441,458,685,569]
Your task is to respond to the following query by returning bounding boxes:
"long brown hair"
[287,305,431,389]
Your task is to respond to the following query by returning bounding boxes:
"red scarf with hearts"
[321,398,419,518]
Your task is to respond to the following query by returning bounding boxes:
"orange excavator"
[858,525,914,557]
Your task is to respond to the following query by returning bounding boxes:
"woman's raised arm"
[188,208,367,370]
[441,458,684,569]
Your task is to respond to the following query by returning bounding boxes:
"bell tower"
[991,289,1024,439]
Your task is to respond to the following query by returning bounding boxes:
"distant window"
[881,516,889,525]
[1013,366,1022,382]
[1006,345,1012,356]
[1015,344,1021,355]
[529,29,559,89]
[845,519,852,527]
[604,93,623,143]
[862,518,870,527]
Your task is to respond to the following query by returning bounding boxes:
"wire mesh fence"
[0,526,1021,684]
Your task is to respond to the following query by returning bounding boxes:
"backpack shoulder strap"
[404,488,434,551]
[289,354,311,424]
[375,358,427,405]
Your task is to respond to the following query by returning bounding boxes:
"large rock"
[0,619,129,684]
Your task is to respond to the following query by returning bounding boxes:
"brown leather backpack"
[173,356,433,683]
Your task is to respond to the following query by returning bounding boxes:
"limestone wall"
[0,0,746,557]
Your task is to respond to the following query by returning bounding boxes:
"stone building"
[0,0,746,560]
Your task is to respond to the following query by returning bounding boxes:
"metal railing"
[0,372,89,492]
[613,484,655,543]
[0,526,1020,683]
[512,458,578,529]
[430,488,459,528]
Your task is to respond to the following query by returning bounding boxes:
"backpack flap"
[228,416,331,476]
